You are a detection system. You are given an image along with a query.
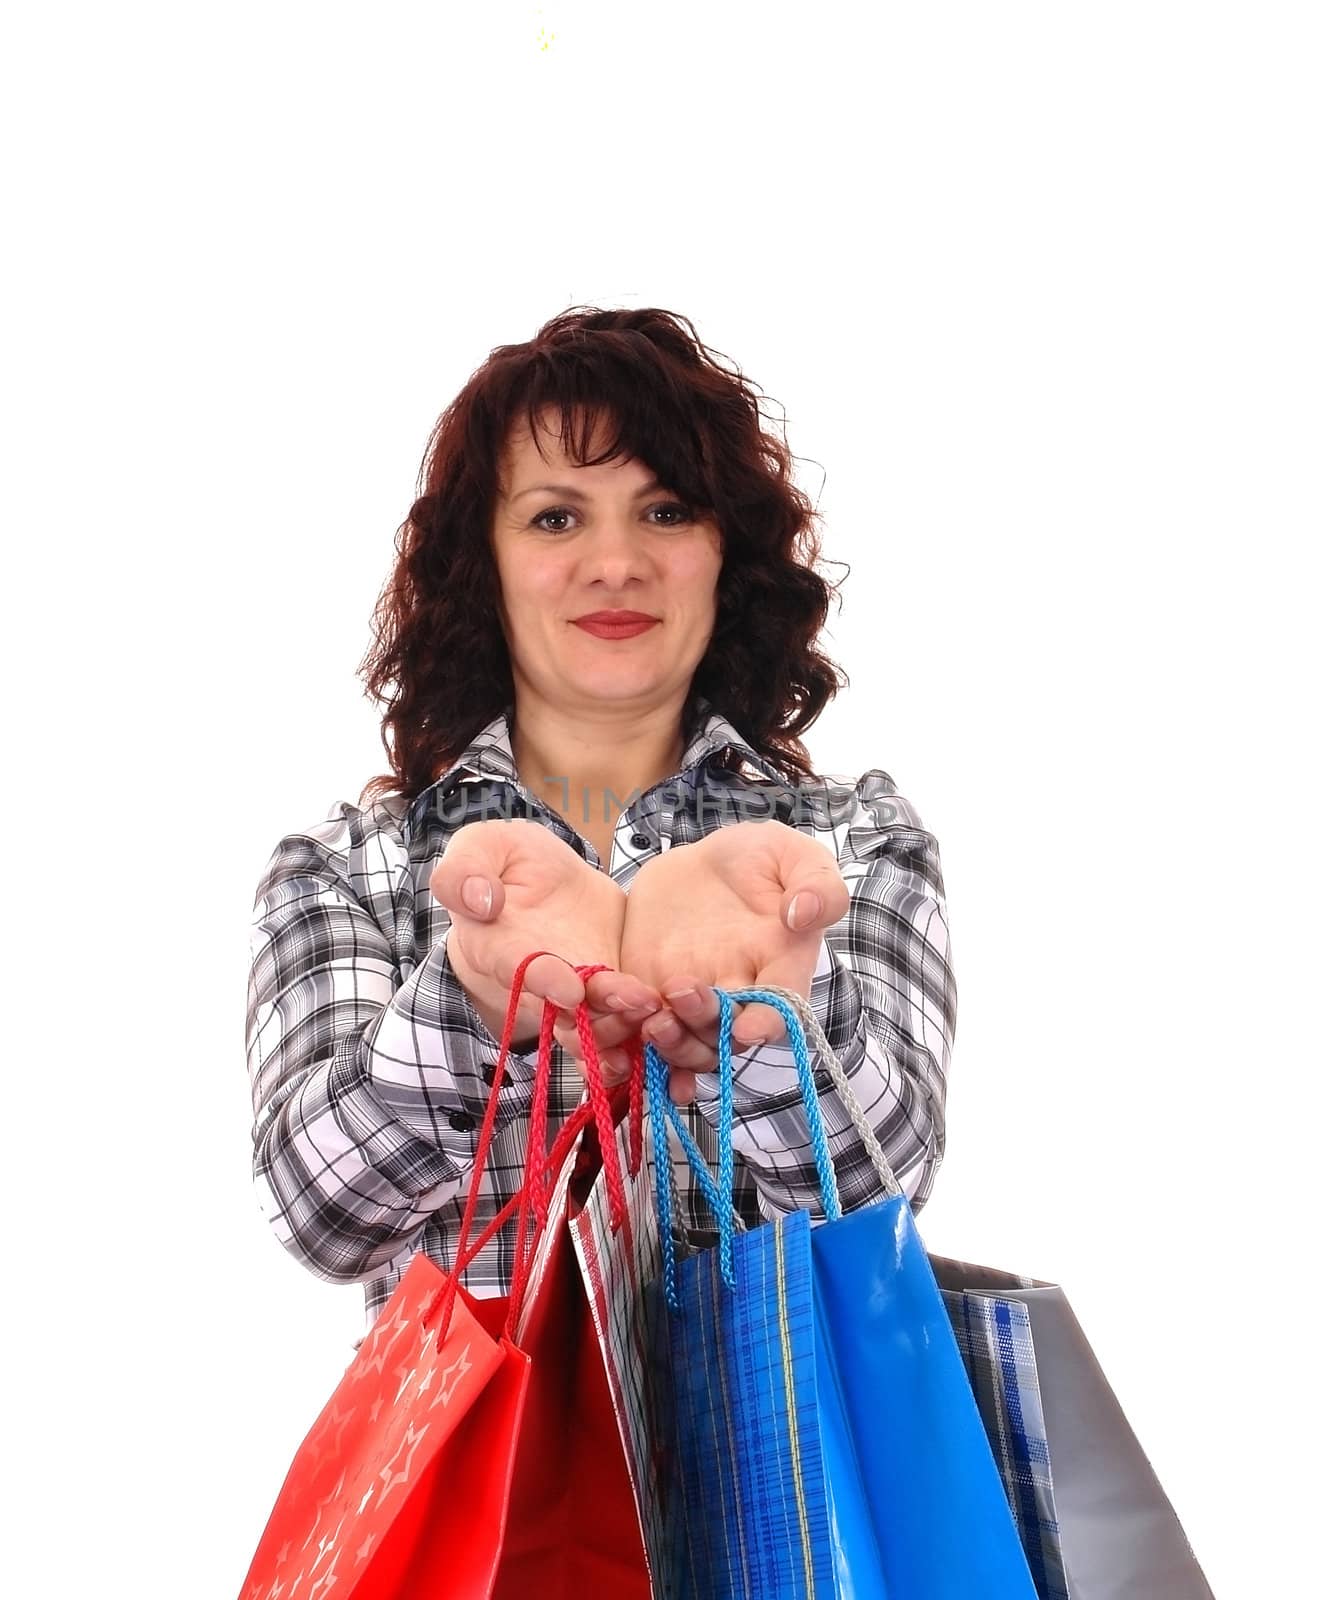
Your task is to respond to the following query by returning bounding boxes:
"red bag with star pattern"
[238,956,651,1600]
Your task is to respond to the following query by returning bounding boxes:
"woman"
[244,305,957,1339]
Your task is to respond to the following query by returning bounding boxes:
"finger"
[579,1045,632,1085]
[659,977,777,1057]
[730,981,792,1048]
[657,976,720,1036]
[640,1008,687,1061]
[644,1026,718,1075]
[660,972,772,1055]
[492,948,584,1012]
[731,1002,787,1050]
[553,1008,642,1058]
[669,1067,698,1107]
[585,969,662,1017]
[552,1015,587,1058]
[645,973,754,1065]
[643,967,721,1050]
[710,971,781,1052]
[735,945,823,1047]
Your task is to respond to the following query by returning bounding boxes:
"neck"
[509,692,693,833]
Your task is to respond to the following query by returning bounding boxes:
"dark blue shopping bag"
[644,987,1040,1600]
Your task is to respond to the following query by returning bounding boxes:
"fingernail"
[604,993,628,1010]
[786,892,820,930]
[462,876,492,917]
[664,987,698,1008]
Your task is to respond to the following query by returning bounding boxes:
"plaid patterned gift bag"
[567,1086,670,1592]
[936,1276,1069,1599]
[641,987,1041,1600]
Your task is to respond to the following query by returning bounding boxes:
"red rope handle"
[506,962,635,1328]
[571,964,628,1229]
[508,996,561,1305]
[423,953,648,1340]
[425,949,558,1339]
[449,1101,596,1282]
[577,965,645,1181]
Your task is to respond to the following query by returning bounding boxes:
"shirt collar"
[402,695,785,840]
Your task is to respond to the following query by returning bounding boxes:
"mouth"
[571,612,660,640]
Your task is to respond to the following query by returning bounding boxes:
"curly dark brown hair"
[356,305,848,808]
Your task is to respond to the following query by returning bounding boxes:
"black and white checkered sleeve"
[244,819,532,1285]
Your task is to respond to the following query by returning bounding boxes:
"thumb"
[781,861,849,933]
[429,828,512,922]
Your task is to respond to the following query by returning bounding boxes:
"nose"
[580,519,651,589]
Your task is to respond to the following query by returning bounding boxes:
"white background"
[3,4,1321,1595]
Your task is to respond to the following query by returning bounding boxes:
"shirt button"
[630,832,652,849]
[448,1110,477,1133]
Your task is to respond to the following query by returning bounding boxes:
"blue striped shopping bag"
[642,987,1041,1600]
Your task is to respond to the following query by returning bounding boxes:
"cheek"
[669,547,722,611]
[496,552,562,611]
[671,528,722,578]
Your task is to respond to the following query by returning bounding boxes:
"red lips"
[574,611,657,624]
[571,611,660,639]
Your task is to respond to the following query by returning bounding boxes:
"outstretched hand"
[619,821,849,1104]
[429,820,653,1054]
[431,819,848,1105]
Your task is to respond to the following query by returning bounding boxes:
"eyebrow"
[510,478,667,503]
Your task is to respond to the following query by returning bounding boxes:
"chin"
[564,663,671,701]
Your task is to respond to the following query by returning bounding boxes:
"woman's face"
[490,410,724,715]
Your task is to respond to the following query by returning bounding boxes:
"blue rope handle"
[647,985,843,1310]
[645,993,736,1307]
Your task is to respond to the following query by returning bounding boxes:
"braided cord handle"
[649,983,902,1311]
[424,953,644,1342]
[752,983,903,1201]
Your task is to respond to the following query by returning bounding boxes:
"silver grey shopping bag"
[929,1255,1215,1600]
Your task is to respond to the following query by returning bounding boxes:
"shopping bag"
[491,960,653,1599]
[567,1066,670,1593]
[931,1255,1215,1600]
[239,952,649,1600]
[237,1123,578,1599]
[642,985,1042,1600]
[928,1262,1069,1600]
[741,987,1214,1600]
[490,1187,653,1599]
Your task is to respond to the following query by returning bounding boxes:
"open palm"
[431,818,848,1104]
[429,821,635,1046]
[618,821,849,1101]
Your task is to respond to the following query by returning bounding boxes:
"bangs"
[506,358,715,514]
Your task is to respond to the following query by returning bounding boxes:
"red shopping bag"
[491,1202,651,1598]
[491,963,651,1598]
[239,953,651,1600]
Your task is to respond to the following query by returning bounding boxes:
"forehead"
[500,408,637,482]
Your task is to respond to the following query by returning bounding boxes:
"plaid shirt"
[245,698,957,1339]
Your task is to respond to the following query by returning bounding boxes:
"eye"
[530,506,575,533]
[529,502,695,533]
[648,502,694,527]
